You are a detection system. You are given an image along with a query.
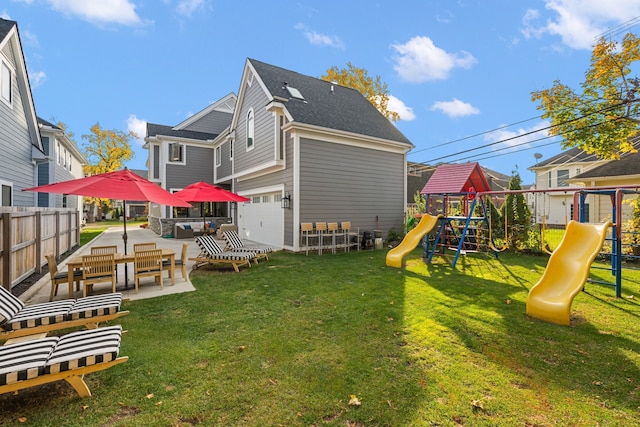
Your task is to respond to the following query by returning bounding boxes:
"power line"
[411,99,637,165]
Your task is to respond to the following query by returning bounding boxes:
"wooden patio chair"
[0,325,127,398]
[0,287,128,341]
[222,230,272,263]
[163,242,188,281]
[133,242,157,252]
[45,254,83,301]
[133,249,163,293]
[81,253,116,297]
[91,245,119,281]
[190,235,255,272]
[300,222,319,255]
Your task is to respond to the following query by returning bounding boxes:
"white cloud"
[175,0,205,17]
[46,0,144,26]
[0,10,10,19]
[127,114,147,145]
[28,70,47,88]
[391,36,476,83]
[484,120,550,150]
[431,98,479,118]
[521,0,640,50]
[294,23,345,50]
[387,95,415,121]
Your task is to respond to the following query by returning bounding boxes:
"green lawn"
[80,220,147,246]
[2,248,640,426]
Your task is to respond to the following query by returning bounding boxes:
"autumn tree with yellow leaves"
[531,33,640,159]
[81,123,136,222]
[322,62,400,122]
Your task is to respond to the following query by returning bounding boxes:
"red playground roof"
[420,162,491,195]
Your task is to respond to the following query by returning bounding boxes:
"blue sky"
[4,0,640,183]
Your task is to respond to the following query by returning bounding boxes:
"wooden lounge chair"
[222,230,272,263]
[0,287,128,341]
[190,235,255,273]
[0,325,127,398]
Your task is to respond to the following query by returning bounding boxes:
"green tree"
[82,123,136,222]
[531,33,640,159]
[501,170,531,250]
[322,62,400,122]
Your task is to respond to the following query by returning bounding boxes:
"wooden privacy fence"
[0,207,80,290]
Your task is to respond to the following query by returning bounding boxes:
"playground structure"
[386,162,640,325]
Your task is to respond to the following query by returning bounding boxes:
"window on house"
[547,171,552,187]
[63,148,67,168]
[286,85,304,100]
[1,62,11,105]
[570,203,590,221]
[168,143,184,163]
[262,195,270,203]
[57,142,62,164]
[278,115,284,160]
[557,169,569,187]
[1,183,12,206]
[215,146,221,166]
[229,139,233,160]
[62,195,67,208]
[68,152,72,171]
[252,196,260,203]
[246,109,254,150]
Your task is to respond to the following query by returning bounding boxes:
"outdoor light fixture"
[281,193,291,209]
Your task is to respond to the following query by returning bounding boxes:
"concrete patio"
[20,225,204,305]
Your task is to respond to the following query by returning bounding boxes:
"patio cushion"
[0,337,58,385]
[67,294,122,320]
[196,235,255,261]
[0,287,25,326]
[46,326,122,374]
[3,300,75,331]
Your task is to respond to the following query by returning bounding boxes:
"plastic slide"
[526,220,611,325]
[386,214,443,268]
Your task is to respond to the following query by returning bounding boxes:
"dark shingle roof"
[535,146,600,167]
[248,59,412,146]
[146,123,218,141]
[0,18,16,41]
[574,151,640,179]
[37,117,61,130]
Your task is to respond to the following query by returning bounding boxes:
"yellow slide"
[386,214,443,268]
[526,220,611,325]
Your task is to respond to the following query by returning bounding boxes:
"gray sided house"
[144,93,237,234]
[0,18,45,207]
[221,59,413,250]
[37,117,86,212]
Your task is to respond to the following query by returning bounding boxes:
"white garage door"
[237,192,283,248]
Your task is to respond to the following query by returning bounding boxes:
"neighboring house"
[144,93,237,234]
[528,142,640,225]
[36,117,86,213]
[0,18,46,207]
[147,59,414,250]
[121,168,149,219]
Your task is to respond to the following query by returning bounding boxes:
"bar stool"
[315,222,328,255]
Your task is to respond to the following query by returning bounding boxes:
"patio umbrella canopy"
[173,181,249,227]
[24,168,192,286]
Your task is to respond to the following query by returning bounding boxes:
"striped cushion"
[46,326,122,374]
[67,293,122,321]
[0,287,24,326]
[195,236,255,261]
[223,230,273,254]
[3,300,75,332]
[0,337,58,385]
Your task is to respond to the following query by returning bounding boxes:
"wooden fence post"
[2,212,11,290]
[35,211,42,274]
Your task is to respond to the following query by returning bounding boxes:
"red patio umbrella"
[24,169,192,286]
[173,181,249,228]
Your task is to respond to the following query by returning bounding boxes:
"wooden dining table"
[65,249,176,298]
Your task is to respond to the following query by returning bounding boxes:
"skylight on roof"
[286,86,304,100]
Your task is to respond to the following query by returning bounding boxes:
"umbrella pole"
[123,200,129,289]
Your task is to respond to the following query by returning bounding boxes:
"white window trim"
[0,179,13,207]
[167,142,186,165]
[246,109,255,152]
[215,146,221,166]
[1,60,12,108]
